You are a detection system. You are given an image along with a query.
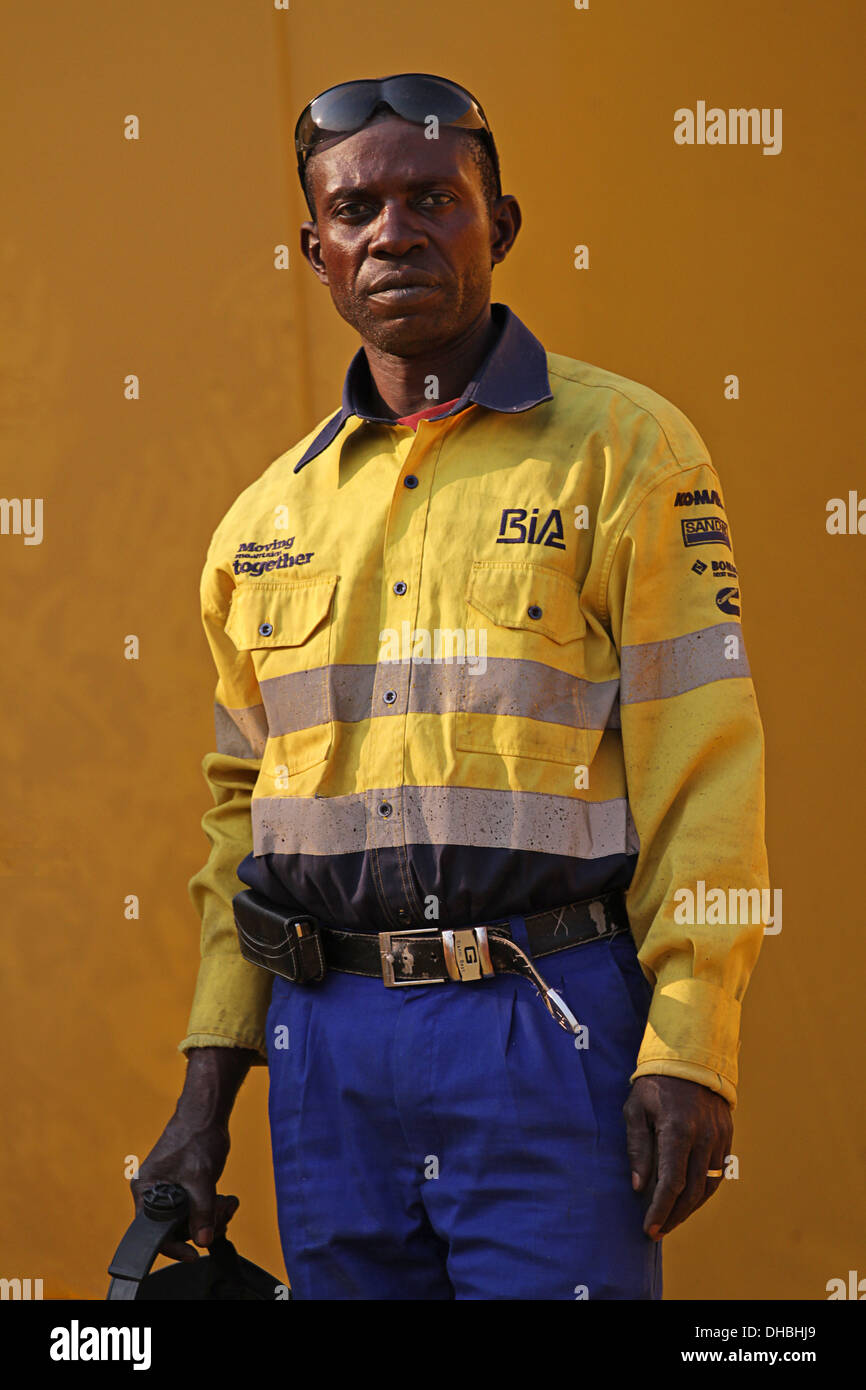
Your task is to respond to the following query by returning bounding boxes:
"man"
[133,73,769,1300]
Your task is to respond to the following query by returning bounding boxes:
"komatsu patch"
[674,488,725,508]
[681,516,731,550]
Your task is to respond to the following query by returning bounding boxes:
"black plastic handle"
[106,1182,190,1300]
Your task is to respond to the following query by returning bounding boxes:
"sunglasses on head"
[294,72,501,198]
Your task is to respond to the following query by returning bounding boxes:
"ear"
[300,221,329,286]
[490,194,522,267]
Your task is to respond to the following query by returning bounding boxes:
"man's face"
[300,113,519,356]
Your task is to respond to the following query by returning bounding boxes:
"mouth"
[366,272,441,308]
[367,283,440,307]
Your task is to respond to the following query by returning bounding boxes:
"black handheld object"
[106,1182,288,1301]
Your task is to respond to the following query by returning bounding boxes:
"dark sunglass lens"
[383,75,475,125]
[308,82,380,137]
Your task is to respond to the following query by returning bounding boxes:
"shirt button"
[377,801,393,818]
[527,605,543,620]
[403,474,419,489]
[383,689,397,705]
[393,580,407,595]
[258,621,274,636]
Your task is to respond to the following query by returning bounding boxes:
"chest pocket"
[225,574,338,776]
[455,560,592,768]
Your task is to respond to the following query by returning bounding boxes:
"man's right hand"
[130,1045,257,1263]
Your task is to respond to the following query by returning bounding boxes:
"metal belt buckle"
[378,928,446,987]
[441,927,494,983]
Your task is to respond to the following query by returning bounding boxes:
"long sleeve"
[605,460,769,1108]
[178,542,273,1064]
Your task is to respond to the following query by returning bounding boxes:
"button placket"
[366,426,448,922]
[374,432,431,776]
[373,658,411,716]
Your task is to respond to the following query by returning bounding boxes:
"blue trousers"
[265,920,662,1300]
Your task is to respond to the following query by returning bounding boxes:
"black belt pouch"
[232,890,327,984]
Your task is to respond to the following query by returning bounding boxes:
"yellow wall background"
[1,0,863,1300]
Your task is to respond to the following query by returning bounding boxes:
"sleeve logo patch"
[681,516,731,549]
[715,586,741,616]
[675,488,725,508]
[712,559,738,579]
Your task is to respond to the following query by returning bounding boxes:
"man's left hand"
[624,1075,732,1240]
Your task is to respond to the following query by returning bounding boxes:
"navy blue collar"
[292,301,552,473]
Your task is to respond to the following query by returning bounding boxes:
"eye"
[332,191,455,221]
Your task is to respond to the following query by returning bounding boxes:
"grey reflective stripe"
[260,665,373,735]
[451,656,619,731]
[407,660,462,713]
[214,702,267,759]
[260,660,462,730]
[253,785,637,861]
[620,623,750,704]
[332,664,378,719]
[413,660,619,728]
[565,672,619,730]
[260,658,621,732]
[260,669,326,735]
[601,693,621,730]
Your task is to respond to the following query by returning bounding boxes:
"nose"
[367,199,428,257]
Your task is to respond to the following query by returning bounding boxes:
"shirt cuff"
[630,973,743,1108]
[178,954,274,1065]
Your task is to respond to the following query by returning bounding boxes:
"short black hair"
[301,127,499,221]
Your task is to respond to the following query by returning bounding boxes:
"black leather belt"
[233,888,630,1036]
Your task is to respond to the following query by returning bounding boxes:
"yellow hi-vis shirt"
[181,302,769,1107]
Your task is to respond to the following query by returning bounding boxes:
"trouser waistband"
[233,888,630,1036]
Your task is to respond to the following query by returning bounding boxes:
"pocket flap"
[225,573,338,650]
[465,561,585,644]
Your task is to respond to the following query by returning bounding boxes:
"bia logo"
[496,508,566,550]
